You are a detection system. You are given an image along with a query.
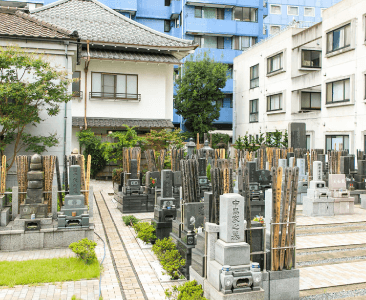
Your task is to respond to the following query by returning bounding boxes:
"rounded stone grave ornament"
[72,148,79,154]
[30,163,42,170]
[189,216,195,226]
[31,154,42,164]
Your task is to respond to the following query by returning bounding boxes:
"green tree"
[174,52,228,135]
[76,129,106,178]
[0,47,73,170]
[145,129,185,151]
[101,125,146,165]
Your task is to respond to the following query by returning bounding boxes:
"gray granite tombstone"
[69,165,81,195]
[313,161,323,181]
[183,202,205,231]
[358,160,366,175]
[247,161,258,183]
[173,171,182,187]
[198,158,206,177]
[204,191,213,224]
[219,193,245,243]
[130,159,138,179]
[288,122,306,149]
[161,170,173,198]
[340,156,350,174]
[256,170,271,186]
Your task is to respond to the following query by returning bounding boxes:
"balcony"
[216,107,233,123]
[185,16,259,36]
[186,0,260,7]
[89,92,141,102]
[189,48,243,64]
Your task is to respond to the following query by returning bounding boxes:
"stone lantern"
[186,138,196,158]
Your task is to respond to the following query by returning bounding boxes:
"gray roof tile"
[82,49,181,64]
[32,0,195,48]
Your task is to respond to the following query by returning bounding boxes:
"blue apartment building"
[265,0,342,35]
[37,0,342,132]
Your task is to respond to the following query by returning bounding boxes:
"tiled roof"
[82,49,181,64]
[32,0,195,48]
[0,7,76,39]
[73,117,174,128]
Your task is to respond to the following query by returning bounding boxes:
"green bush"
[152,238,185,279]
[122,215,140,226]
[69,238,97,264]
[112,168,123,183]
[206,164,211,181]
[165,280,207,300]
[133,222,156,243]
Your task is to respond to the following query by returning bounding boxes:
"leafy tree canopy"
[174,52,228,135]
[0,47,73,170]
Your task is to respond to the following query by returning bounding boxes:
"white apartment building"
[234,0,366,154]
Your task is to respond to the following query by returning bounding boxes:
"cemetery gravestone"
[288,123,306,149]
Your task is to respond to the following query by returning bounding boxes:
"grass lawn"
[0,257,100,287]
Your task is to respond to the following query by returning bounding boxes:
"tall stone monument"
[288,123,306,150]
[20,154,48,219]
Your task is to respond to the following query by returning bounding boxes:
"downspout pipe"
[63,40,69,185]
[233,69,237,144]
[84,41,90,130]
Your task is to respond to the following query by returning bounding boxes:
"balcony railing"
[249,113,258,123]
[72,91,83,98]
[89,92,141,101]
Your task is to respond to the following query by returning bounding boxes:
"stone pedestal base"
[204,279,264,300]
[20,203,48,219]
[302,196,334,217]
[1,207,10,227]
[0,220,94,251]
[262,269,299,300]
[334,197,354,215]
[151,218,172,240]
[170,231,195,279]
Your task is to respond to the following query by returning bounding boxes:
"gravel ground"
[300,288,366,299]
[297,246,366,256]
[297,256,366,267]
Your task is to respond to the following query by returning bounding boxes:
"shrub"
[152,238,185,279]
[206,164,211,181]
[122,215,140,226]
[133,222,156,243]
[69,238,97,264]
[165,280,207,300]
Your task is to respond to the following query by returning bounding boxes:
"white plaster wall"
[0,39,76,185]
[234,0,366,153]
[72,59,174,120]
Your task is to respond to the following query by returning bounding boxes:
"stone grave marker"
[329,174,346,190]
[161,170,173,198]
[247,161,257,183]
[130,159,138,179]
[297,158,306,176]
[198,158,206,177]
[288,122,306,149]
[183,202,205,231]
[219,193,245,243]
[313,161,323,181]
[69,165,81,195]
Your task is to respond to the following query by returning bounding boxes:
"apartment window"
[233,7,258,22]
[270,25,281,35]
[250,99,258,122]
[195,7,224,19]
[227,64,233,79]
[326,135,349,151]
[302,50,321,68]
[326,79,350,103]
[301,92,321,110]
[287,6,298,15]
[267,52,283,74]
[72,71,81,97]
[215,99,224,108]
[194,36,224,49]
[250,64,259,88]
[165,0,170,6]
[267,94,282,111]
[306,135,310,150]
[228,94,233,108]
[91,72,138,99]
[164,20,170,32]
[232,36,256,50]
[270,4,281,14]
[304,7,315,17]
[327,24,351,53]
